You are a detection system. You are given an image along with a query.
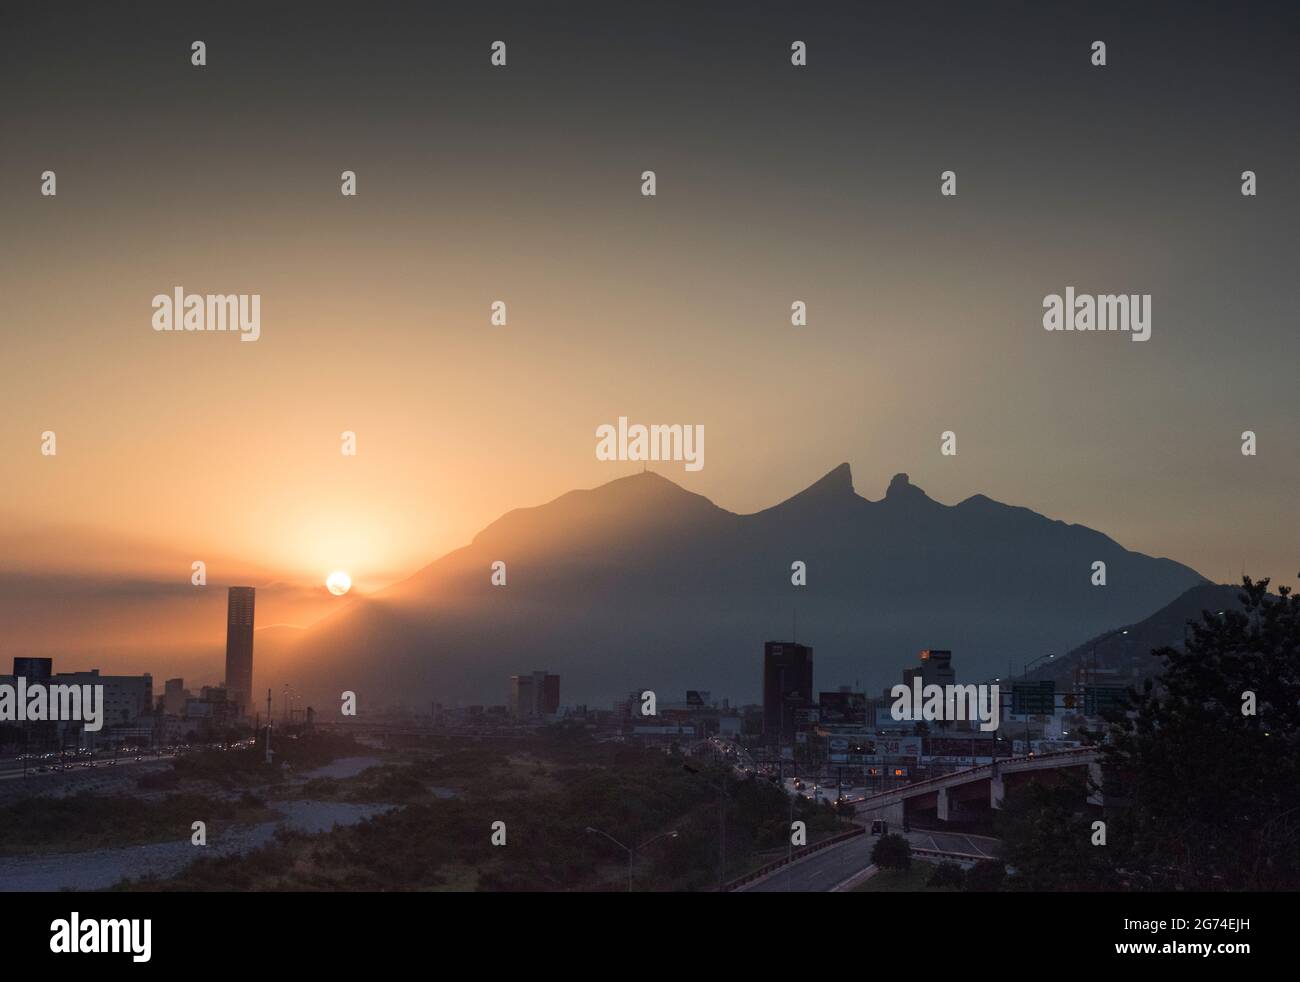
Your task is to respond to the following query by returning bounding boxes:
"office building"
[224,586,255,717]
[509,674,534,717]
[162,678,191,715]
[890,649,956,702]
[509,671,560,718]
[12,657,52,680]
[763,641,813,744]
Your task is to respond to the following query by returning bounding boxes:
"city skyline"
[2,3,1297,685]
[0,0,1296,927]
[0,462,1230,706]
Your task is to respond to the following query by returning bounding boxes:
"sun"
[326,570,352,596]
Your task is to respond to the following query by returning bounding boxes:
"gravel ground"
[298,756,383,781]
[0,799,397,892]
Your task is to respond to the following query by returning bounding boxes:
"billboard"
[818,691,867,727]
[925,736,1013,758]
[830,735,895,763]
[872,737,922,759]
[1084,685,1129,716]
[1011,681,1055,715]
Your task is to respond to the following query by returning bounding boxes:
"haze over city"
[1,2,1298,946]
[2,1,1296,695]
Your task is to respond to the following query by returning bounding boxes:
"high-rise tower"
[224,586,255,717]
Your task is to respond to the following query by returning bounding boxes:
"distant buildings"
[183,685,240,726]
[12,657,52,680]
[0,658,153,750]
[904,649,956,691]
[223,586,255,718]
[819,689,867,727]
[56,669,153,729]
[509,670,560,719]
[763,641,813,744]
[162,677,191,716]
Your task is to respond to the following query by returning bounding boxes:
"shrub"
[965,858,1006,892]
[871,832,912,870]
[926,861,965,889]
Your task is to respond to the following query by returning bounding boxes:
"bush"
[136,769,181,791]
[871,833,912,870]
[926,861,965,889]
[965,858,1006,892]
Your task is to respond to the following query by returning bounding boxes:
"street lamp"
[1089,629,1129,689]
[683,760,731,889]
[585,826,678,892]
[1018,653,1055,753]
[1023,652,1055,676]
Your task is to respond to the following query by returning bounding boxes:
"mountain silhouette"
[265,466,1207,711]
[1024,581,1248,688]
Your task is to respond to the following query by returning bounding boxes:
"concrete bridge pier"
[860,798,907,827]
[937,787,968,822]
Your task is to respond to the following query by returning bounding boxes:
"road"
[739,826,1002,892]
[905,828,1000,858]
[740,833,878,892]
[0,754,158,782]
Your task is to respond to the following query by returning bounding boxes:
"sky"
[1,1,1296,673]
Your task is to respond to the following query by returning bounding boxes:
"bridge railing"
[722,825,865,892]
[855,746,1099,807]
[911,846,988,865]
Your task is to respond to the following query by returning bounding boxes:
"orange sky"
[1,2,1296,670]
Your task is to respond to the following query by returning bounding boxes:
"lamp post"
[1018,654,1054,753]
[788,783,796,867]
[683,760,731,889]
[585,826,679,892]
[1023,652,1056,677]
[1088,629,1130,706]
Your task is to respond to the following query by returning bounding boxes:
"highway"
[0,741,253,783]
[0,754,157,783]
[738,816,1002,892]
[741,832,879,892]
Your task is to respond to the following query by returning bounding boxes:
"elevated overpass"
[854,747,1103,826]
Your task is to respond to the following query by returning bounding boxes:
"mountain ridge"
[265,465,1208,710]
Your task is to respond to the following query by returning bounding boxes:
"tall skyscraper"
[902,649,955,690]
[224,586,255,717]
[508,674,534,718]
[540,673,561,716]
[509,671,560,718]
[763,641,813,744]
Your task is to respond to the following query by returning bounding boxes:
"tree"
[965,858,1006,892]
[1100,575,1300,889]
[926,861,965,889]
[994,782,1117,890]
[871,832,911,870]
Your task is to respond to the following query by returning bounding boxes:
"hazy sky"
[2,1,1296,658]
